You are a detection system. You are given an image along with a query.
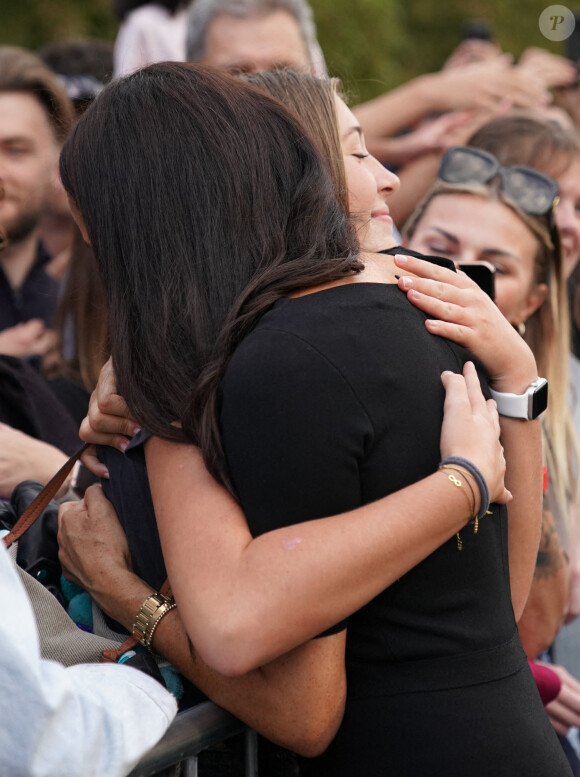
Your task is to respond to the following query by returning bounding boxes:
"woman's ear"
[515,282,548,328]
[67,196,91,246]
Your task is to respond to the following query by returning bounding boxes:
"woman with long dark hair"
[58,63,566,775]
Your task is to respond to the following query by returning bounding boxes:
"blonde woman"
[404,142,575,653]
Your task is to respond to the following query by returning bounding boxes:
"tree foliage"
[314,0,565,101]
[0,0,117,52]
[0,0,566,100]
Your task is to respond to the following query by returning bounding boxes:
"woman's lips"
[371,209,393,223]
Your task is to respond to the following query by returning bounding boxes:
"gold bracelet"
[439,465,477,518]
[438,465,477,552]
[147,599,177,648]
[132,592,177,648]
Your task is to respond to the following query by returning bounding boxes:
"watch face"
[531,380,549,419]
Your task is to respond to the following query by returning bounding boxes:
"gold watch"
[132,592,176,648]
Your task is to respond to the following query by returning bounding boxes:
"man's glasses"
[438,146,559,217]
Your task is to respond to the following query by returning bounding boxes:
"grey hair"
[185,0,325,73]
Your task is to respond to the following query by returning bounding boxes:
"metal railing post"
[128,701,247,777]
[245,728,258,777]
[181,756,198,777]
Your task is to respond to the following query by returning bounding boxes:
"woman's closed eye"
[424,241,455,257]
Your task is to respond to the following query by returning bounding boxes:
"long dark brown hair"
[47,227,109,394]
[60,62,359,490]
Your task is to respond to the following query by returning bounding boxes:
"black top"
[219,282,571,776]
[0,355,80,455]
[99,270,570,775]
[221,283,513,658]
[0,243,59,331]
[100,438,167,590]
[99,248,454,598]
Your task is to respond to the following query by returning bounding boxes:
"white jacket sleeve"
[0,541,177,777]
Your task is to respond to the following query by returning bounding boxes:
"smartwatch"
[489,378,548,420]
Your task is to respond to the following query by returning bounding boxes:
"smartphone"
[566,16,580,63]
[384,246,457,273]
[462,20,493,41]
[458,262,495,300]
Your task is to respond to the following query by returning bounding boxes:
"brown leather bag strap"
[100,635,140,663]
[2,443,89,549]
[1,441,174,666]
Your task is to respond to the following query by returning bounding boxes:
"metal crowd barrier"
[128,700,258,777]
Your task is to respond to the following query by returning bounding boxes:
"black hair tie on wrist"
[439,456,490,522]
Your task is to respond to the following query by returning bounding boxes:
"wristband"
[439,456,490,523]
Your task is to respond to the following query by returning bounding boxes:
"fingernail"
[395,254,408,264]
[400,276,413,290]
[131,424,142,436]
[441,370,453,377]
[119,440,129,453]
[102,469,110,479]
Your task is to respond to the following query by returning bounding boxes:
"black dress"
[219,282,572,777]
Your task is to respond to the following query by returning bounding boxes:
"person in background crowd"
[467,115,580,544]
[0,539,176,777]
[403,143,580,773]
[404,146,573,634]
[36,39,114,284]
[361,40,577,230]
[0,46,108,494]
[185,0,326,75]
[35,38,112,421]
[0,47,73,359]
[38,37,113,114]
[112,0,188,77]
[465,113,580,770]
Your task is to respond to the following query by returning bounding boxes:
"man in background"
[185,0,326,75]
[0,46,74,358]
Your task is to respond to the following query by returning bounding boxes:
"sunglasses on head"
[438,146,559,217]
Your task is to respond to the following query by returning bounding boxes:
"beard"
[1,207,42,245]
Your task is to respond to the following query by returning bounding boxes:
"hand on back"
[395,253,539,393]
[440,361,510,508]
